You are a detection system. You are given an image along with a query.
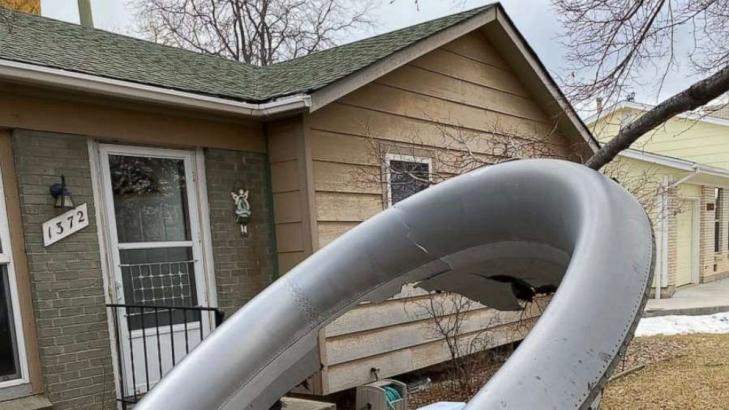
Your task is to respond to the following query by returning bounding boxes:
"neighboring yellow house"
[0,0,39,14]
[590,101,729,298]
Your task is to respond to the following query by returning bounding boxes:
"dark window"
[388,159,430,205]
[0,266,20,382]
[715,188,723,252]
[109,155,191,243]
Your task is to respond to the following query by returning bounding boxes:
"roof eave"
[0,58,311,119]
[488,7,599,154]
[307,4,599,156]
[307,6,498,112]
[620,148,729,180]
[589,100,729,128]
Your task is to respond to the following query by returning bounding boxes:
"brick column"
[204,148,277,317]
[12,131,115,410]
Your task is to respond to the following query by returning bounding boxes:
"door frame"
[88,141,218,403]
[0,153,29,391]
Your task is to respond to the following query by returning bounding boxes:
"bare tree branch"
[587,64,729,169]
[129,0,375,66]
[552,0,729,168]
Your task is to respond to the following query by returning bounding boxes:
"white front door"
[98,144,213,399]
[675,198,699,286]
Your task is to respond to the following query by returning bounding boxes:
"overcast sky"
[39,0,693,108]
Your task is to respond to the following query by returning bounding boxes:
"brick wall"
[12,130,115,410]
[700,186,712,278]
[8,133,278,407]
[648,184,678,298]
[665,196,677,293]
[204,148,277,317]
[700,185,729,282]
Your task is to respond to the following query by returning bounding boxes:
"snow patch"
[636,312,729,337]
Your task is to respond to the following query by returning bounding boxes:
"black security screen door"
[108,155,199,330]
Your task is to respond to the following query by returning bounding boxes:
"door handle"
[115,280,123,302]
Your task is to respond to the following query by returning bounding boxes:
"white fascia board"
[588,100,729,128]
[619,149,697,172]
[584,101,651,125]
[0,58,310,118]
[620,148,729,179]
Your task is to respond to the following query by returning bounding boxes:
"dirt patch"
[408,348,512,408]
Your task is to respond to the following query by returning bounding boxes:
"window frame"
[0,164,29,389]
[384,153,432,207]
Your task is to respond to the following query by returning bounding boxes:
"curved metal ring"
[137,159,654,410]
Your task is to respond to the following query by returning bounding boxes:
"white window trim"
[0,163,29,389]
[384,153,432,207]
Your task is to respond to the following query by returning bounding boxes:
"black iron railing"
[107,303,225,409]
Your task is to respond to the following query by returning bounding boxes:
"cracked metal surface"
[136,159,654,410]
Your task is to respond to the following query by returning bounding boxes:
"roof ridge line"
[267,2,497,68]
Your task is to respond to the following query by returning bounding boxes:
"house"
[0,3,597,409]
[589,101,729,298]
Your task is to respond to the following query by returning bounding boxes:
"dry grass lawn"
[602,334,729,409]
[406,334,729,410]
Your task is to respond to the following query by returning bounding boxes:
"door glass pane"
[0,266,20,382]
[120,248,199,330]
[109,155,191,243]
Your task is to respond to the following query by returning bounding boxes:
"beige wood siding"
[307,31,575,393]
[267,117,318,274]
[0,89,266,152]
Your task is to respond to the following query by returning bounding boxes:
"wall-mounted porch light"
[49,176,74,209]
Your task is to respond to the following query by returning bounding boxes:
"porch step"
[282,397,336,410]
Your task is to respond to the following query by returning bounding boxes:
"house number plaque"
[42,203,89,247]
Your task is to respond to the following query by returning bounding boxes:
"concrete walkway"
[644,277,729,317]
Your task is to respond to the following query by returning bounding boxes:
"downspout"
[670,168,700,188]
[655,167,699,299]
[655,176,668,300]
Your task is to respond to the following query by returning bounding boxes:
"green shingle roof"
[0,4,493,103]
